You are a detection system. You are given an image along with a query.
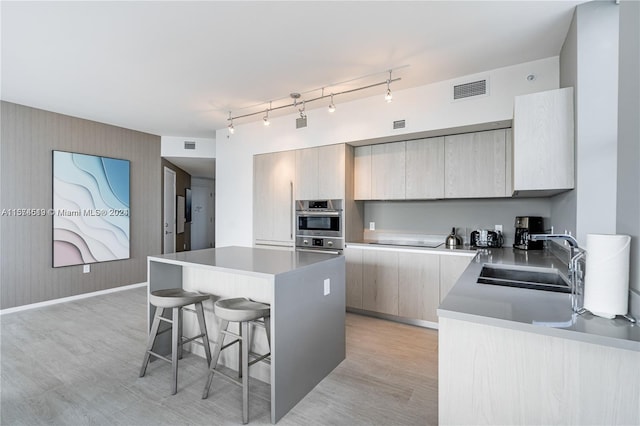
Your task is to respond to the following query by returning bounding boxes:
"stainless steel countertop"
[438,247,640,352]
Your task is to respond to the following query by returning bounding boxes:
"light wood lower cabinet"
[345,247,363,309]
[439,255,473,303]
[398,252,440,322]
[350,247,473,323]
[439,317,640,425]
[362,249,399,315]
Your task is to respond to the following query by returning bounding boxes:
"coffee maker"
[514,216,544,250]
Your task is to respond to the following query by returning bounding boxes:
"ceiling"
[2,0,583,143]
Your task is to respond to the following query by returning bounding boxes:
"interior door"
[163,167,176,253]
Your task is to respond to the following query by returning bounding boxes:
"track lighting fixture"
[385,70,393,103]
[263,102,272,126]
[225,68,403,131]
[328,94,336,113]
[227,111,235,134]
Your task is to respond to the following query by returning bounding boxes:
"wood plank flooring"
[1,286,438,425]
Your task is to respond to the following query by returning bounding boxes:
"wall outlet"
[324,278,330,296]
[369,222,375,231]
[495,224,503,232]
[83,264,90,274]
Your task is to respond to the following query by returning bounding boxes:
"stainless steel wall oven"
[295,200,343,253]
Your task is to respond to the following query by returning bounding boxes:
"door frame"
[163,167,176,254]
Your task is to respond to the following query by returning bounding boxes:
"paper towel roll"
[583,234,631,319]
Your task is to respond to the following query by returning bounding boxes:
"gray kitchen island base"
[146,246,346,423]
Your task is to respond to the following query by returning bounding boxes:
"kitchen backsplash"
[363,198,553,247]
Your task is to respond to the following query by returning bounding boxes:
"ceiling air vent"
[184,141,196,150]
[393,120,406,129]
[453,79,487,100]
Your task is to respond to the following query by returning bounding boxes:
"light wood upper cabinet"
[354,146,372,200]
[253,150,295,244]
[439,255,473,303]
[513,87,574,196]
[371,141,405,200]
[362,249,399,315]
[405,137,445,199]
[444,129,509,198]
[398,252,440,322]
[294,147,318,200]
[295,144,346,200]
[345,247,363,309]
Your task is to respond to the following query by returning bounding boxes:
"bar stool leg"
[171,306,180,395]
[195,301,212,365]
[241,320,249,424]
[263,316,271,349]
[238,323,243,379]
[202,319,229,399]
[140,307,164,377]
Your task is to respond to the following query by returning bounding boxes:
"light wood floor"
[1,286,438,425]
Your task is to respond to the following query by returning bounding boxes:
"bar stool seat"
[140,289,213,395]
[202,297,271,424]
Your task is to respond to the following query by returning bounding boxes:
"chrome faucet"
[529,233,585,313]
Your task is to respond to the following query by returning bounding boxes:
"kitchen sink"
[477,264,571,293]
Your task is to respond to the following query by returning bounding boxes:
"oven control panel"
[296,236,344,250]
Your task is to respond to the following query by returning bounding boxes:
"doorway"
[163,167,176,253]
[191,178,215,250]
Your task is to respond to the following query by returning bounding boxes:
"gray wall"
[552,7,578,237]
[616,1,640,303]
[0,102,162,309]
[553,2,620,245]
[364,198,552,246]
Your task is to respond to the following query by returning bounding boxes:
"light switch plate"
[495,224,503,232]
[83,264,90,273]
[324,278,330,296]
[369,222,375,231]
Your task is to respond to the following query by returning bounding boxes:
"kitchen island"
[147,246,346,424]
[438,248,640,425]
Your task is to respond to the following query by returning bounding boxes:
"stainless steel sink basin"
[477,264,571,293]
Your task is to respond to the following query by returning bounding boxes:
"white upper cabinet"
[405,137,445,199]
[371,141,406,200]
[444,129,509,198]
[512,87,575,196]
[295,144,346,200]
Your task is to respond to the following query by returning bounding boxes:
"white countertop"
[438,247,640,352]
[148,246,341,278]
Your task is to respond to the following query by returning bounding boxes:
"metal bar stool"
[139,288,213,395]
[202,297,271,424]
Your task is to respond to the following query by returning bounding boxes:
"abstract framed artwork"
[52,150,130,267]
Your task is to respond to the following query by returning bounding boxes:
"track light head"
[328,94,336,113]
[227,111,235,134]
[385,70,393,103]
[263,108,270,126]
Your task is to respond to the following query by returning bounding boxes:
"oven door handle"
[296,211,341,216]
[295,248,342,255]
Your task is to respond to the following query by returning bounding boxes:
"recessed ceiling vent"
[453,79,487,100]
[184,141,196,150]
[393,120,406,129]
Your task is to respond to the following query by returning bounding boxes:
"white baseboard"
[0,282,148,316]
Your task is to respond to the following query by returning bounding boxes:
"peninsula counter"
[147,246,346,423]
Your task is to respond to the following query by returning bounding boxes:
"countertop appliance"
[514,216,544,250]
[445,227,462,248]
[470,229,503,248]
[295,199,343,253]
